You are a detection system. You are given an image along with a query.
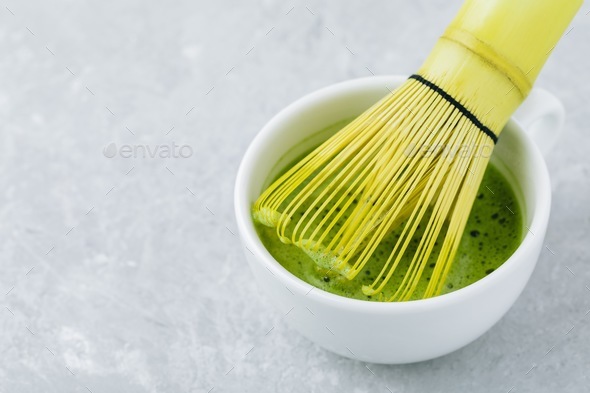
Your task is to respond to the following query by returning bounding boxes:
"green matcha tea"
[254,130,523,302]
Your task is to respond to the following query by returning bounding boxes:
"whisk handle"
[445,0,582,97]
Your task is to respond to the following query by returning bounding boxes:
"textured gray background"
[1,0,589,392]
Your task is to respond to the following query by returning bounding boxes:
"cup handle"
[513,88,565,157]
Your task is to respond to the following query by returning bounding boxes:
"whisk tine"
[361,105,473,298]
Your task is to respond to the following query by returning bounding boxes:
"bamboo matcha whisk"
[253,0,582,301]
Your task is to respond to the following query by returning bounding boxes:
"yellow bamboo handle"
[444,0,583,96]
[418,0,582,136]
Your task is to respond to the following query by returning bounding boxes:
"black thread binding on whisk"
[409,74,498,144]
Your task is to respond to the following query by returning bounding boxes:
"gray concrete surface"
[1,0,589,392]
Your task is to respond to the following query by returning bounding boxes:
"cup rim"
[235,75,552,313]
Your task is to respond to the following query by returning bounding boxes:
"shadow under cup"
[236,76,551,364]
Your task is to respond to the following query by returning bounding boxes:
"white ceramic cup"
[235,75,563,364]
